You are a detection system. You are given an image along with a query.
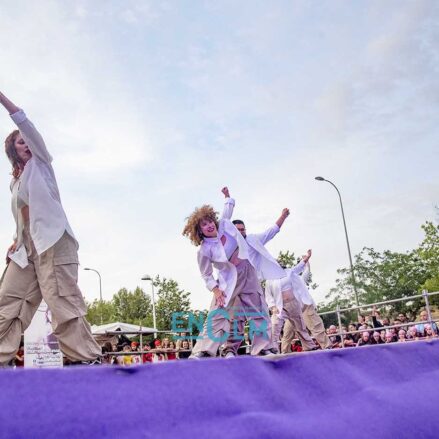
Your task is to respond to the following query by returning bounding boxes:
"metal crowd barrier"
[97,290,439,356]
[318,290,439,348]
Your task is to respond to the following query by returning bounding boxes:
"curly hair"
[182,204,219,246]
[4,129,24,179]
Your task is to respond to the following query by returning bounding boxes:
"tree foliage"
[86,277,192,331]
[323,221,439,323]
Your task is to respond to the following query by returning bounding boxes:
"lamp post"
[141,275,157,337]
[84,267,103,324]
[315,176,359,306]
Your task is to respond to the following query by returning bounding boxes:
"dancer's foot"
[189,351,211,360]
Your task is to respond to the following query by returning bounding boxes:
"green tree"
[324,222,439,322]
[112,287,153,327]
[85,299,116,325]
[153,276,191,331]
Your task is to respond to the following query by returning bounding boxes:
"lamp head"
[141,275,152,281]
[315,176,325,181]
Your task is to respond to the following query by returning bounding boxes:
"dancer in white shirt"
[222,213,291,357]
[279,251,331,352]
[265,250,317,352]
[0,91,101,365]
[182,187,286,357]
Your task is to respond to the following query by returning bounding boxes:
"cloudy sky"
[0,0,437,312]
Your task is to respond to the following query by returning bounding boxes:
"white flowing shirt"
[197,198,285,307]
[265,261,315,314]
[8,109,76,268]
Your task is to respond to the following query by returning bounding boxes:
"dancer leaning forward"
[182,186,286,358]
[0,91,101,365]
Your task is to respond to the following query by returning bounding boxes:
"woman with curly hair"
[182,186,277,358]
[0,91,101,365]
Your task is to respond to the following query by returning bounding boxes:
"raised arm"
[0,91,52,163]
[220,186,235,220]
[291,249,312,275]
[275,208,290,229]
[0,92,19,114]
[252,208,290,245]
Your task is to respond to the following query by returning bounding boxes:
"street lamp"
[84,267,103,324]
[315,176,359,306]
[141,274,157,337]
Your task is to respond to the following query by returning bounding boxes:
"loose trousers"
[273,290,316,353]
[192,259,271,356]
[0,226,101,364]
[281,304,331,352]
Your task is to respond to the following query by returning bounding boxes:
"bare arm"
[220,186,235,220]
[0,91,52,163]
[275,208,290,229]
[0,91,20,114]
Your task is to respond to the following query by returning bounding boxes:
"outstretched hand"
[302,249,312,263]
[221,186,230,198]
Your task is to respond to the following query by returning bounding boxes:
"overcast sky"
[0,0,437,311]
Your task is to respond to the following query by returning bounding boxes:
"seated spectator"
[328,325,342,348]
[356,315,366,329]
[397,329,407,342]
[291,340,303,353]
[152,339,166,362]
[370,331,384,345]
[122,344,133,366]
[380,330,386,343]
[357,331,371,347]
[14,344,24,367]
[407,325,420,341]
[384,332,395,343]
[101,342,114,364]
[397,312,409,328]
[130,341,142,365]
[142,343,153,363]
[416,310,438,335]
[343,323,359,347]
[166,341,177,360]
[237,332,252,355]
[425,324,438,339]
[178,339,192,360]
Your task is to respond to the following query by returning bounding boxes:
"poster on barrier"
[24,300,63,368]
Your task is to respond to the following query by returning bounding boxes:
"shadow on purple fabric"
[1,340,438,439]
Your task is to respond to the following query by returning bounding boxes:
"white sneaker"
[189,352,210,360]
[224,352,236,359]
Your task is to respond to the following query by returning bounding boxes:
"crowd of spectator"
[323,308,438,349]
[101,337,193,366]
[100,308,438,364]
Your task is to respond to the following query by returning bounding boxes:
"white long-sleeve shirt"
[8,110,76,268]
[265,260,315,313]
[197,198,285,307]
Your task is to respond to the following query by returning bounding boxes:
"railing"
[318,290,439,348]
[96,290,439,359]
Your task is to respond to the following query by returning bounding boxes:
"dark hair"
[232,220,245,226]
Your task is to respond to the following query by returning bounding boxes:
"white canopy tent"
[91,322,156,337]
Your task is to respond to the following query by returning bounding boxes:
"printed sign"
[24,301,63,368]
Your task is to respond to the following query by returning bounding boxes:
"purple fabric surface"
[1,340,438,439]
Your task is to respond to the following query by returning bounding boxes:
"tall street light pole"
[84,267,103,324]
[141,274,157,338]
[315,176,360,306]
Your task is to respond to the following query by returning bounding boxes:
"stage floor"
[1,339,438,438]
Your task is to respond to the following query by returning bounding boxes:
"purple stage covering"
[1,340,438,438]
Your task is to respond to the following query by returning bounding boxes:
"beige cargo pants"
[0,226,101,364]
